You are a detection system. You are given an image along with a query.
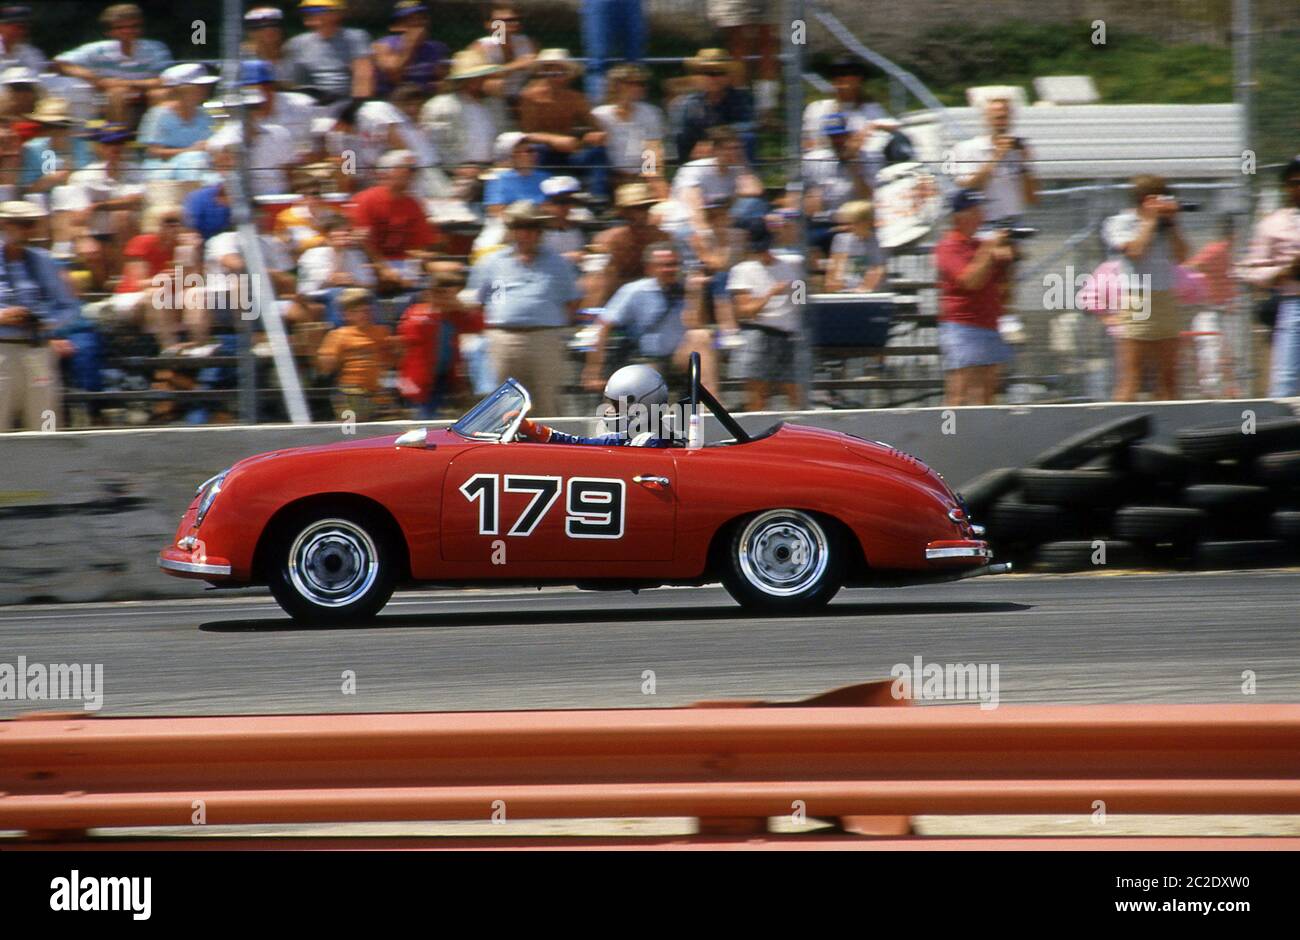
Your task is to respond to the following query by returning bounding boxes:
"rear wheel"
[266,511,398,624]
[720,510,843,611]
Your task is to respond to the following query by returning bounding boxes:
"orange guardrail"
[2,683,1298,844]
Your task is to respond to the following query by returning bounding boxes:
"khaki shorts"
[1119,289,1183,342]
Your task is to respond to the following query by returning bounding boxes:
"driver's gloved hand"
[517,418,554,443]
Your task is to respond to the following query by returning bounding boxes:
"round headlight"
[195,470,229,527]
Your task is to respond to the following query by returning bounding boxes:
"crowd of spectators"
[0,0,1295,432]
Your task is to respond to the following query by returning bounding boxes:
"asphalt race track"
[1,571,1297,717]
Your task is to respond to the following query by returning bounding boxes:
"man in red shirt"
[350,149,438,299]
[934,188,1014,405]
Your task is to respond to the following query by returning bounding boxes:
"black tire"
[1176,417,1300,462]
[1112,505,1206,543]
[719,509,843,611]
[1272,510,1300,541]
[1125,443,1191,483]
[1181,483,1273,514]
[986,498,1070,544]
[1028,413,1152,470]
[265,508,399,624]
[1257,450,1300,486]
[1018,468,1122,507]
[1032,539,1140,573]
[1192,539,1292,570]
[957,467,1019,520]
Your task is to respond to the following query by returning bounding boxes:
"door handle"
[633,475,671,487]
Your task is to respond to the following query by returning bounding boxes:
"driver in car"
[517,364,677,447]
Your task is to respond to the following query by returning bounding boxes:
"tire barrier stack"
[960,413,1300,573]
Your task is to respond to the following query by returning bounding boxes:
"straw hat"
[0,200,47,220]
[685,48,734,74]
[836,199,875,225]
[26,97,78,128]
[338,287,374,309]
[502,200,550,227]
[533,48,584,79]
[614,182,658,209]
[448,49,503,82]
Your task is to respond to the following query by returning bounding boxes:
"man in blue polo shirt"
[466,201,581,415]
[580,241,718,392]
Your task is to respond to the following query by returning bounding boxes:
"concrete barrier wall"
[0,399,1293,605]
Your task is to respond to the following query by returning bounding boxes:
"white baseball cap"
[0,65,38,86]
[378,149,418,169]
[162,63,220,87]
[540,175,581,198]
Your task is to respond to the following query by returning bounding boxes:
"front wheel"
[720,509,843,611]
[266,511,398,624]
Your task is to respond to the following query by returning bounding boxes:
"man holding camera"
[951,98,1038,221]
[950,97,1038,342]
[935,189,1014,406]
[1103,174,1189,401]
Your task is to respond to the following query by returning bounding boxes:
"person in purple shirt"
[373,1,449,98]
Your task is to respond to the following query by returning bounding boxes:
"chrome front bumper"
[158,554,232,577]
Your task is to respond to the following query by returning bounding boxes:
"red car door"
[441,442,677,564]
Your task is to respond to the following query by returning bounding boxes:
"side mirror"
[395,427,428,449]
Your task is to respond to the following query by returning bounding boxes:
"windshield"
[450,379,531,442]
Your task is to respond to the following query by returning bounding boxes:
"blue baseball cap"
[84,122,135,145]
[391,0,428,19]
[239,59,275,86]
[821,113,851,137]
[949,188,986,213]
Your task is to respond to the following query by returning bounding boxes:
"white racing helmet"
[600,364,669,438]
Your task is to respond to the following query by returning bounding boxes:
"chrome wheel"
[287,518,379,608]
[736,510,829,597]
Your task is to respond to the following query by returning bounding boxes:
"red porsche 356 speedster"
[160,358,1004,622]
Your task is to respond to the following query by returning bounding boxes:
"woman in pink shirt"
[1238,157,1300,396]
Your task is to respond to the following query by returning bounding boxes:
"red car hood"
[230,427,469,471]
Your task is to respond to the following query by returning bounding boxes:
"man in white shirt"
[239,59,320,158]
[949,96,1039,341]
[670,126,763,231]
[727,220,807,410]
[202,226,300,340]
[421,49,506,170]
[207,91,295,196]
[802,112,874,253]
[591,63,665,177]
[949,97,1038,224]
[297,214,377,326]
[54,122,146,288]
[802,57,890,150]
[0,5,47,74]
